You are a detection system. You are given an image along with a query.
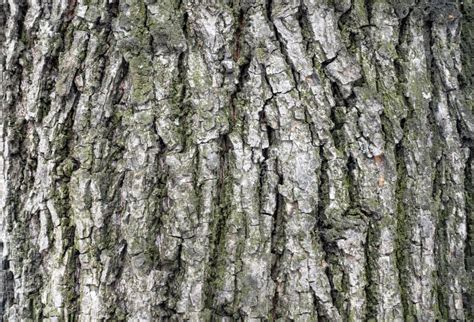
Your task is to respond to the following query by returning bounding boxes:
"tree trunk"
[0,0,472,320]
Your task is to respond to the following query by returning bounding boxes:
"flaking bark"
[0,0,472,320]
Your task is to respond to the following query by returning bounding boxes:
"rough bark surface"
[0,0,472,320]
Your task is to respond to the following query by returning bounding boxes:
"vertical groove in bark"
[461,1,473,318]
[0,0,472,320]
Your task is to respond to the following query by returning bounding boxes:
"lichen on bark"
[0,0,472,320]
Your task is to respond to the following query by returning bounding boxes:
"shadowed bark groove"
[0,0,472,320]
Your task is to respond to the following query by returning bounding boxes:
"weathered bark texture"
[0,0,472,320]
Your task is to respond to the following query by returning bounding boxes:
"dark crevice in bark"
[163,239,182,318]
[364,0,373,24]
[364,221,377,320]
[0,243,14,321]
[229,59,250,130]
[36,48,60,121]
[16,0,30,54]
[460,1,474,318]
[143,140,168,277]
[315,144,340,318]
[63,246,80,318]
[329,84,348,152]
[299,0,328,75]
[176,9,189,153]
[464,149,473,320]
[321,53,339,69]
[270,160,284,320]
[176,50,190,152]
[13,0,28,40]
[258,109,274,216]
[393,20,420,312]
[106,241,127,318]
[108,0,120,19]
[52,85,81,188]
[232,7,245,62]
[432,155,449,320]
[337,2,355,41]
[204,134,234,315]
[191,146,202,224]
[456,113,474,148]
[392,10,414,320]
[64,0,77,22]
[0,4,7,45]
[303,108,317,148]
[459,0,473,93]
[346,153,358,206]
[296,2,313,56]
[142,3,154,54]
[364,223,377,321]
[112,58,130,105]
[379,8,408,141]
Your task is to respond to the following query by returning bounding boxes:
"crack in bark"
[270,158,284,320]
[315,144,340,318]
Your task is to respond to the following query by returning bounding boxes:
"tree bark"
[0,0,472,320]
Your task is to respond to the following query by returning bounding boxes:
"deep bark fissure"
[461,6,473,317]
[315,143,340,317]
[394,119,410,319]
[270,161,284,320]
[204,133,233,315]
[364,221,376,320]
